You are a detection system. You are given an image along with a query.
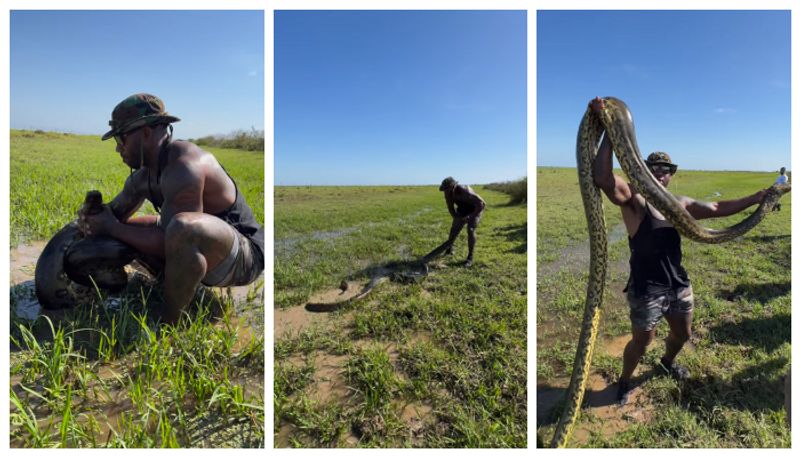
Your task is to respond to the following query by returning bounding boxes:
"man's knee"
[165,212,207,247]
[670,327,691,344]
[632,330,655,347]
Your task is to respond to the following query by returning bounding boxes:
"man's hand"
[80,205,119,237]
[589,96,605,114]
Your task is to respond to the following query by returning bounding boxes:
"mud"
[10,242,262,322]
[307,280,364,305]
[537,334,656,446]
[274,304,332,337]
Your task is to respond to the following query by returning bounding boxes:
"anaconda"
[550,96,790,447]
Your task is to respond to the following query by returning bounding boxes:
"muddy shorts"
[627,286,694,331]
[455,207,482,229]
[202,225,263,287]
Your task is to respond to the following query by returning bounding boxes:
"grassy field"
[536,167,791,448]
[9,129,265,447]
[274,185,527,447]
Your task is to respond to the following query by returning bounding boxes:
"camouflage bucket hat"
[439,176,457,191]
[101,93,180,141]
[645,151,678,174]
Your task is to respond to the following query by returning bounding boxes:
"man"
[588,97,769,405]
[81,93,264,323]
[774,167,789,211]
[423,177,485,267]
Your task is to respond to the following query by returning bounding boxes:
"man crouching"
[80,93,264,323]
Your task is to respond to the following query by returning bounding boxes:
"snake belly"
[550,97,790,448]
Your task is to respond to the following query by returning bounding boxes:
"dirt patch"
[537,334,658,444]
[287,350,351,405]
[571,373,653,446]
[275,305,330,337]
[275,423,297,447]
[307,281,363,305]
[604,334,630,358]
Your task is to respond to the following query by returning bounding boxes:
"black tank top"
[148,142,265,260]
[626,202,690,296]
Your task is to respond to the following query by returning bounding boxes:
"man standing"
[423,177,486,267]
[774,167,789,211]
[588,97,769,405]
[81,93,264,323]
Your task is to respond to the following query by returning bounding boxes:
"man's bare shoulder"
[166,140,207,161]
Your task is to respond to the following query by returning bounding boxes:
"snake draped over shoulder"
[550,97,790,448]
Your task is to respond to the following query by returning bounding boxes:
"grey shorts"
[627,286,694,331]
[201,226,263,287]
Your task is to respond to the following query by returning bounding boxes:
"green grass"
[10,129,263,246]
[536,167,791,448]
[10,129,265,448]
[274,185,527,447]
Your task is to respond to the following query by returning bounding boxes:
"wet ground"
[10,241,266,448]
[10,241,260,321]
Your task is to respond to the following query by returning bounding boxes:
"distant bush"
[191,127,264,152]
[485,177,527,204]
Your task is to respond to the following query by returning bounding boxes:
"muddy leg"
[161,213,236,324]
[620,327,656,383]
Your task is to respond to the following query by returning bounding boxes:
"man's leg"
[162,212,237,324]
[620,327,656,382]
[616,327,656,405]
[660,311,693,379]
[464,215,480,266]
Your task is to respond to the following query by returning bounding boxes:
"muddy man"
[80,93,265,323]
[423,177,486,267]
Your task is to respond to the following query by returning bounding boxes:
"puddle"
[400,401,433,433]
[275,227,361,257]
[538,223,628,277]
[275,423,297,448]
[10,241,48,285]
[274,305,331,337]
[537,334,656,444]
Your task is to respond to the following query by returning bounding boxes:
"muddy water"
[10,242,262,321]
[537,334,656,446]
[274,281,365,336]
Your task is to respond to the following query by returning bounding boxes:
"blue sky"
[538,10,790,172]
[275,10,527,186]
[10,10,263,140]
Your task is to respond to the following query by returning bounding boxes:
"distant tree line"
[190,127,264,152]
[485,177,527,204]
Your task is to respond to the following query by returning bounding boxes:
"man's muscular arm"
[445,191,457,218]
[681,189,767,220]
[589,97,634,207]
[108,172,147,221]
[159,154,205,227]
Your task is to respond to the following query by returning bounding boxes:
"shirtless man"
[423,177,486,267]
[589,97,770,404]
[81,93,264,323]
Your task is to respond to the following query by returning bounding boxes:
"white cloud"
[713,107,736,114]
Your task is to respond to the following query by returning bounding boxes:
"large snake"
[305,260,428,312]
[550,97,790,447]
